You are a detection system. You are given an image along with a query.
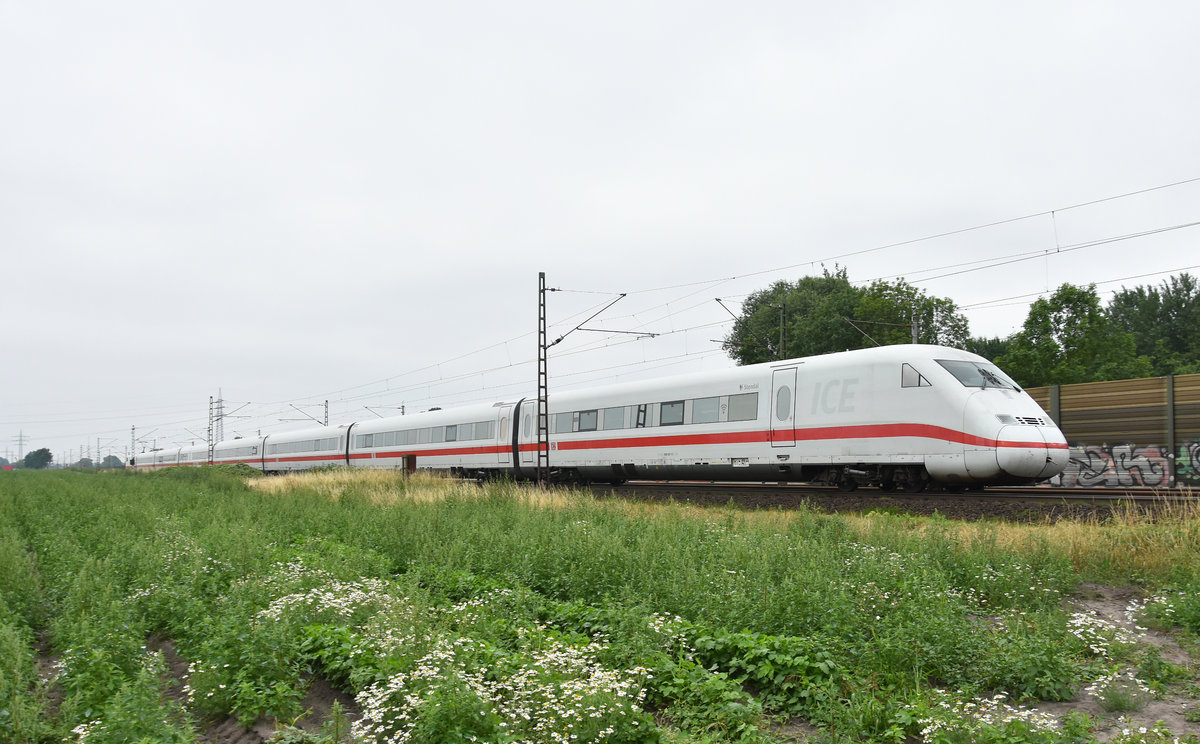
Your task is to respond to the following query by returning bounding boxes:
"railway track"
[587,480,1196,523]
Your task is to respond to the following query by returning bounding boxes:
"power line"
[961,263,1200,311]
[19,176,1200,451]
[154,178,1200,423]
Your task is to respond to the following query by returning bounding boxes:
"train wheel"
[838,478,859,492]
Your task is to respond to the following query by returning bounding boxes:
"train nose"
[996,425,1068,480]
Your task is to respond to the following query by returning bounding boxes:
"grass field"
[0,467,1197,743]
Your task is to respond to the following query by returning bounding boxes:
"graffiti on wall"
[1176,440,1200,486]
[1045,441,1200,488]
[1057,444,1169,488]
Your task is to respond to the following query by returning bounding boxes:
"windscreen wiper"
[980,368,1008,390]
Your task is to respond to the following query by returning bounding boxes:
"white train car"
[539,344,1067,490]
[346,402,509,473]
[212,438,265,468]
[131,447,183,471]
[141,345,1067,490]
[178,444,210,467]
[260,425,346,473]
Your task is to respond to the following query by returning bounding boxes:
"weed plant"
[0,514,50,743]
[0,468,1197,743]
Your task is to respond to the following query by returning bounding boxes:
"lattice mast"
[537,272,550,484]
[207,396,215,464]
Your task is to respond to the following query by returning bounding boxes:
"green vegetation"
[720,266,969,365]
[721,268,1199,386]
[0,468,1196,743]
[21,448,53,470]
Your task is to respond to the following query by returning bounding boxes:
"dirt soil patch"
[142,636,359,744]
[1055,584,1199,742]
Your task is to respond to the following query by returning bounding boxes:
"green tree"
[965,335,1012,361]
[723,267,861,364]
[855,278,969,347]
[0,456,8,467]
[23,448,53,470]
[1107,272,1200,375]
[997,284,1153,387]
[722,268,969,364]
[100,455,125,469]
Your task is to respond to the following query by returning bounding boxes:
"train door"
[496,404,513,465]
[519,408,535,466]
[771,367,797,447]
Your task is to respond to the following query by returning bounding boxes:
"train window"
[692,397,719,424]
[603,407,625,430]
[478,421,494,439]
[728,392,758,422]
[555,412,574,434]
[901,363,931,388]
[431,427,446,443]
[462,423,476,440]
[418,428,432,444]
[660,400,684,426]
[936,360,1021,391]
[579,410,598,432]
[523,415,531,438]
[358,434,372,448]
[445,425,457,442]
[775,386,792,422]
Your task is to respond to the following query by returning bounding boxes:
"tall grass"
[840,492,1200,585]
[0,506,50,743]
[1,468,1195,743]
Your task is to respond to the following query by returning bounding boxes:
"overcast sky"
[3,1,1198,463]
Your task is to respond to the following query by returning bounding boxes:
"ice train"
[132,345,1069,491]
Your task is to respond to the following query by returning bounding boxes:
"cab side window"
[902,363,931,388]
